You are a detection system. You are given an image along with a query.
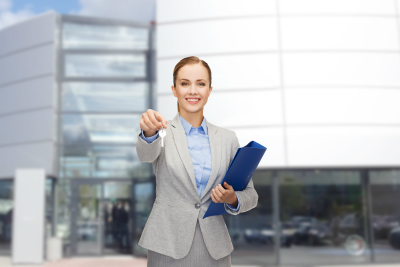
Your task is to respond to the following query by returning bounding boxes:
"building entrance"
[70,180,133,256]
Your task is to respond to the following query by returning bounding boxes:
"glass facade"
[224,169,400,266]
[57,16,155,257]
[59,18,153,180]
[370,170,400,263]
[37,14,399,265]
[0,180,13,255]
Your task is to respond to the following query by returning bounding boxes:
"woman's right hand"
[140,109,168,137]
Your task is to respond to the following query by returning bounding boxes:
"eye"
[199,83,205,86]
[181,82,188,86]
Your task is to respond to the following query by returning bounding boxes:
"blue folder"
[202,140,267,219]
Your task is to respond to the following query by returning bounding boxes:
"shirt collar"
[179,112,208,136]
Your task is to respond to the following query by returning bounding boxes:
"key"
[159,127,166,147]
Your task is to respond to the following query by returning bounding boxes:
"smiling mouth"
[186,98,201,103]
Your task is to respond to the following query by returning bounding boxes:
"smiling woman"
[136,56,259,267]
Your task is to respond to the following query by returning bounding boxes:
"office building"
[155,0,400,266]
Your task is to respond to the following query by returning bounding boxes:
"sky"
[0,0,156,30]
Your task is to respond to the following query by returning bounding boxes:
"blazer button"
[195,203,201,209]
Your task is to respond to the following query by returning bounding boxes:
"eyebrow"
[180,79,206,82]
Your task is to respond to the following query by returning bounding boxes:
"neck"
[179,108,204,127]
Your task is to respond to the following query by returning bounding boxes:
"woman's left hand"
[211,182,238,206]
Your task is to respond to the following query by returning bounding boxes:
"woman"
[136,56,258,267]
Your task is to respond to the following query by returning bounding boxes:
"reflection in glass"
[56,179,71,254]
[103,182,132,254]
[370,170,400,263]
[0,180,13,256]
[76,184,102,255]
[224,171,276,266]
[65,54,146,77]
[278,170,370,266]
[63,23,148,50]
[60,144,151,179]
[62,114,141,145]
[133,182,154,256]
[62,82,149,112]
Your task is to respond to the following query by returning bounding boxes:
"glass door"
[132,180,155,256]
[71,181,103,255]
[70,180,134,256]
[103,181,133,255]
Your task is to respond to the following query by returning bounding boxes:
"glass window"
[0,180,13,255]
[278,170,371,266]
[60,145,151,179]
[62,82,149,112]
[370,170,400,263]
[62,114,141,146]
[63,22,148,50]
[64,54,146,78]
[132,182,154,256]
[224,171,277,266]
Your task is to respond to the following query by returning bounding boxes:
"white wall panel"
[0,142,57,178]
[280,0,396,15]
[203,90,283,127]
[281,17,399,50]
[234,127,286,167]
[285,88,400,125]
[283,53,400,86]
[157,0,400,167]
[159,90,283,128]
[0,77,56,116]
[0,44,54,86]
[287,126,400,166]
[157,0,276,23]
[397,0,400,15]
[157,17,279,58]
[0,11,56,58]
[12,169,45,264]
[0,109,57,146]
[157,53,281,94]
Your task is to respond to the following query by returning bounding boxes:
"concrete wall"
[0,11,59,178]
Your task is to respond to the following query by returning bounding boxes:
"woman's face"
[171,63,213,114]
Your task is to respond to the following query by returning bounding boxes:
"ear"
[171,85,177,97]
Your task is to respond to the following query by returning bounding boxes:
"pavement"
[1,256,399,267]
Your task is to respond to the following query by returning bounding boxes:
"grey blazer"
[136,112,259,260]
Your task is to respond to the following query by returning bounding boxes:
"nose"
[189,84,197,94]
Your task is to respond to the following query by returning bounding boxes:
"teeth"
[187,99,199,102]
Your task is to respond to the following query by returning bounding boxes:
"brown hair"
[173,56,212,112]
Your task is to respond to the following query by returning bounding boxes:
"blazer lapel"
[200,117,221,200]
[170,113,222,201]
[170,113,198,195]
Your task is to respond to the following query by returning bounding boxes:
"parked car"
[244,224,294,247]
[389,227,400,250]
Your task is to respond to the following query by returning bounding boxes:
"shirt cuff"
[225,192,240,212]
[140,129,159,143]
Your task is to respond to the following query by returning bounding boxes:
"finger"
[140,115,154,132]
[213,188,223,198]
[223,182,232,189]
[147,110,162,130]
[142,112,158,131]
[155,112,168,129]
[210,192,219,203]
[212,189,222,201]
[216,185,226,195]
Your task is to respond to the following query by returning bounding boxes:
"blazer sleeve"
[136,129,162,163]
[224,131,259,215]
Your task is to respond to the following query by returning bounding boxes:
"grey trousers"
[147,219,231,267]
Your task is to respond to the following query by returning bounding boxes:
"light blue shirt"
[140,113,241,212]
